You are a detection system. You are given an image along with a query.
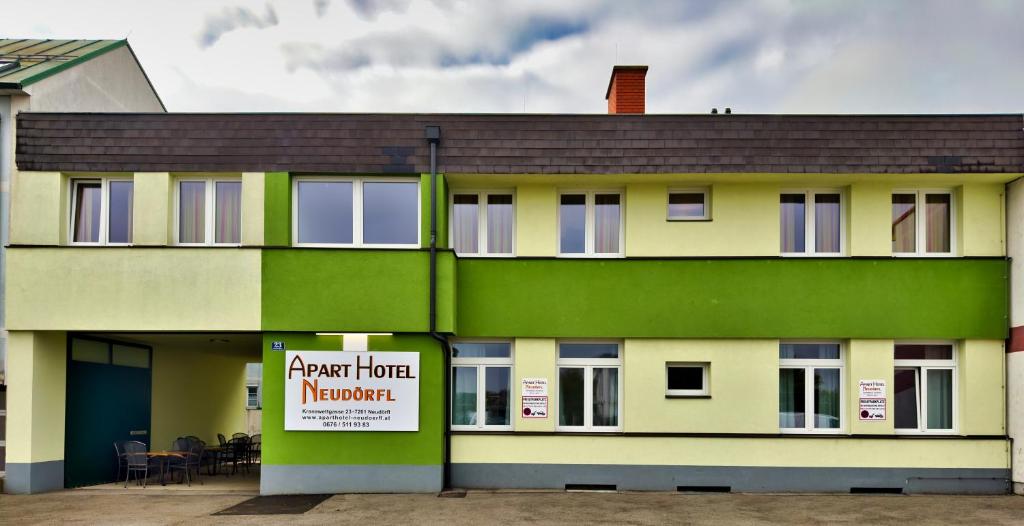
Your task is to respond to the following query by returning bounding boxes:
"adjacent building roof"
[15,112,1024,174]
[0,39,130,90]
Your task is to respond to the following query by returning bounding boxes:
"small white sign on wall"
[858,379,887,421]
[521,378,549,419]
[284,351,419,431]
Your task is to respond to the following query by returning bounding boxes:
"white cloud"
[2,0,1022,114]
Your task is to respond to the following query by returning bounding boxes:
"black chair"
[113,441,128,482]
[123,441,150,488]
[249,434,261,464]
[226,437,250,475]
[167,438,203,486]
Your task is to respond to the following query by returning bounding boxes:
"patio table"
[146,451,187,486]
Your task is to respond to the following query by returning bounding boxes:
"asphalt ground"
[3,490,1024,525]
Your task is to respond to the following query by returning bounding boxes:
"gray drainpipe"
[425,125,452,490]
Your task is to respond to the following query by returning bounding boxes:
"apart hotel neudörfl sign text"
[285,351,420,431]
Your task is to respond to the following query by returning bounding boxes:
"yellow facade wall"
[241,172,266,246]
[960,340,1005,435]
[451,435,1008,469]
[6,331,67,463]
[132,172,171,245]
[623,339,777,433]
[514,185,557,256]
[513,338,557,432]
[848,183,892,256]
[150,345,256,449]
[9,171,64,245]
[6,248,261,331]
[625,183,779,256]
[847,339,895,434]
[960,184,1005,256]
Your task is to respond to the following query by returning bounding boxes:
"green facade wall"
[264,171,291,247]
[456,258,1008,339]
[261,249,456,333]
[260,333,444,465]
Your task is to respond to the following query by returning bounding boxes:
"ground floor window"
[894,343,956,433]
[451,341,513,430]
[557,342,622,431]
[779,342,843,433]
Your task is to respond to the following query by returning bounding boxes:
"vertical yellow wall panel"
[9,171,63,245]
[513,338,556,432]
[960,339,1005,435]
[515,185,556,256]
[623,339,778,433]
[848,183,892,256]
[150,345,256,448]
[625,183,778,256]
[6,331,67,463]
[847,339,895,434]
[241,172,266,246]
[960,184,1005,256]
[131,172,170,245]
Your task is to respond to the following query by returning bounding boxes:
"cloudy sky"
[5,0,1023,114]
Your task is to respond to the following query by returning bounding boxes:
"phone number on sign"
[321,421,371,429]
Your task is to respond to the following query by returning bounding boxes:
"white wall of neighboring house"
[1007,177,1024,494]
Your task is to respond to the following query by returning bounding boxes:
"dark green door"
[64,337,152,488]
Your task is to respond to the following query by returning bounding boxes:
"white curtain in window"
[215,181,242,244]
[452,195,478,253]
[593,194,620,253]
[487,195,513,254]
[73,182,102,243]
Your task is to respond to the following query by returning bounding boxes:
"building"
[0,38,164,484]
[5,66,1023,495]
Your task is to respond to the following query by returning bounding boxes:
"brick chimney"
[605,65,648,114]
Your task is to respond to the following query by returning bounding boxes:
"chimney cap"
[605,65,649,100]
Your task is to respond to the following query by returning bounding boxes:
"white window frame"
[246,385,261,410]
[291,176,421,249]
[780,189,845,257]
[665,362,710,397]
[891,189,956,257]
[779,341,845,434]
[667,187,711,221]
[450,340,514,431]
[894,341,957,435]
[173,177,243,246]
[448,189,516,257]
[555,340,624,432]
[557,190,625,258]
[69,177,134,246]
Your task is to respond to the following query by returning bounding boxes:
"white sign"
[522,396,548,418]
[521,378,549,418]
[285,351,419,431]
[859,398,886,420]
[521,378,548,396]
[858,379,887,398]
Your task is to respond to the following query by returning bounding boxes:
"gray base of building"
[451,464,1010,494]
[5,460,63,494]
[261,464,443,495]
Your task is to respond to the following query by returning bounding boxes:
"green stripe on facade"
[261,249,456,332]
[263,172,291,246]
[455,258,1008,339]
[260,333,444,465]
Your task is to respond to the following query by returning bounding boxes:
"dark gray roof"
[16,112,1024,174]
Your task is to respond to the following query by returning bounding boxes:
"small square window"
[668,189,709,220]
[666,363,709,397]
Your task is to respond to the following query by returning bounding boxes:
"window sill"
[665,394,711,399]
[667,217,712,222]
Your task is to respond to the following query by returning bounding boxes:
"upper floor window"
[451,191,514,256]
[779,342,843,433]
[780,190,843,255]
[293,177,419,247]
[557,342,622,432]
[246,385,260,409]
[176,179,242,245]
[894,343,955,433]
[667,188,710,221]
[892,190,953,256]
[451,341,513,430]
[559,191,623,257]
[71,178,133,245]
